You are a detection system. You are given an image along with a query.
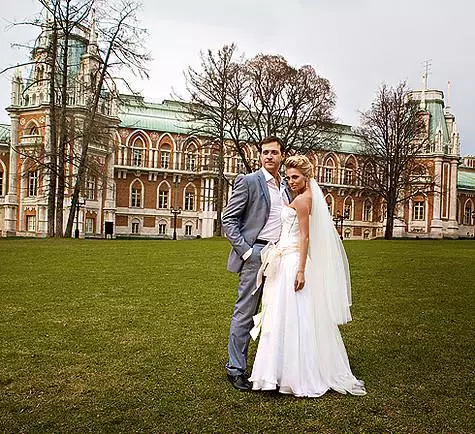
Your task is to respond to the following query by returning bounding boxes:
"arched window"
[25,123,39,136]
[344,158,356,185]
[185,144,198,171]
[325,194,334,216]
[130,180,143,207]
[131,136,145,167]
[344,228,351,239]
[158,220,167,236]
[185,222,193,236]
[184,184,196,211]
[157,182,170,209]
[131,218,140,234]
[323,157,335,184]
[160,144,171,169]
[464,200,473,225]
[363,229,370,239]
[363,199,373,221]
[343,196,353,220]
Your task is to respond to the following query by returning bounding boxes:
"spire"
[445,80,452,113]
[87,10,99,56]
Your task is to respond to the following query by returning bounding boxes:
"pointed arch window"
[323,158,335,184]
[344,161,355,185]
[130,181,142,207]
[343,197,353,220]
[131,136,145,167]
[158,183,170,209]
[463,201,473,225]
[184,185,196,211]
[160,144,171,169]
[363,199,373,222]
[325,194,333,216]
[185,144,198,171]
[0,169,3,196]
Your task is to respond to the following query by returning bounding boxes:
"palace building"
[1,18,474,240]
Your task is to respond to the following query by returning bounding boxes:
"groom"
[222,136,288,391]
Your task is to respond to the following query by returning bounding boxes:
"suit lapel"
[257,169,271,211]
[281,179,293,203]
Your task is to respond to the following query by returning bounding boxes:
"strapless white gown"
[249,206,366,397]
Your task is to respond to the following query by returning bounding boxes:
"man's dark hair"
[260,136,285,154]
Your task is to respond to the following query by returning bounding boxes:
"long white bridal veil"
[308,179,352,325]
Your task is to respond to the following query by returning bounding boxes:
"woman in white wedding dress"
[249,155,366,398]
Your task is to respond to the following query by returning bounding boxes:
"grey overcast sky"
[1,0,474,155]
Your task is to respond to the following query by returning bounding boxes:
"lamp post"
[74,197,87,239]
[171,207,182,240]
[333,209,349,240]
[333,210,344,240]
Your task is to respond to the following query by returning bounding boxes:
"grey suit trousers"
[226,243,265,376]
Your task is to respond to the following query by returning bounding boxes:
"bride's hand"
[294,271,305,292]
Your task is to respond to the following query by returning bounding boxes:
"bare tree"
[241,54,337,155]
[183,44,241,236]
[357,82,430,239]
[64,0,150,237]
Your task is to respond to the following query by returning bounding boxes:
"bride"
[249,155,366,397]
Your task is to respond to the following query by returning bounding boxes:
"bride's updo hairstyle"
[284,155,314,179]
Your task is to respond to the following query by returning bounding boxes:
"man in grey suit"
[222,136,288,391]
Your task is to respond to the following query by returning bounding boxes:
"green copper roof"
[119,98,202,134]
[119,97,363,154]
[0,124,10,143]
[457,170,475,191]
[425,99,450,146]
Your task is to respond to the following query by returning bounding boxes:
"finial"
[446,80,452,113]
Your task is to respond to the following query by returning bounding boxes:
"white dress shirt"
[242,168,286,261]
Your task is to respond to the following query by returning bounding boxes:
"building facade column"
[3,115,19,236]
[446,159,459,238]
[430,157,443,238]
[103,147,116,238]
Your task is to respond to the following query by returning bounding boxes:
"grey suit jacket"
[223,169,289,273]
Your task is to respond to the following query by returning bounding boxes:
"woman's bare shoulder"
[292,192,312,212]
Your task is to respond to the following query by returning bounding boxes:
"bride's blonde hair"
[284,155,314,179]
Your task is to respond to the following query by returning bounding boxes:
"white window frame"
[85,217,94,234]
[161,150,170,169]
[27,215,36,232]
[131,186,141,207]
[131,220,140,234]
[184,191,195,211]
[28,171,38,197]
[158,189,169,209]
[185,224,192,236]
[413,201,425,221]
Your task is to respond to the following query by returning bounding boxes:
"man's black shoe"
[227,374,252,391]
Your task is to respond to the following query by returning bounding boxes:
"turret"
[11,66,23,107]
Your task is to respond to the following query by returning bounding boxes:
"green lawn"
[0,238,474,433]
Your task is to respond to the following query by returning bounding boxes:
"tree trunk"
[385,199,396,240]
[55,5,71,237]
[47,20,58,237]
